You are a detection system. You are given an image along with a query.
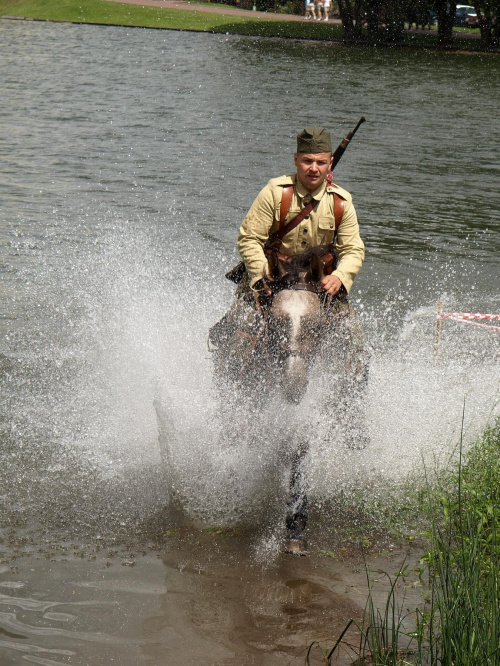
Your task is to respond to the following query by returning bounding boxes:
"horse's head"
[265,249,332,404]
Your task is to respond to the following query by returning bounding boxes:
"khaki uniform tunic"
[238,173,365,293]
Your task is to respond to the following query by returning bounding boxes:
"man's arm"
[237,184,276,288]
[321,197,364,295]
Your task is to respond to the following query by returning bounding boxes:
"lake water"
[0,18,499,664]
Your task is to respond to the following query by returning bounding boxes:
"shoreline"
[1,0,497,53]
[2,14,496,53]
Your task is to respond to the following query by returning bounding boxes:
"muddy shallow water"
[1,528,423,665]
[1,17,499,666]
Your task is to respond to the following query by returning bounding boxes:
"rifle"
[330,116,366,174]
[225,117,366,284]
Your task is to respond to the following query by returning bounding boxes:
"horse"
[209,247,368,554]
[210,248,338,400]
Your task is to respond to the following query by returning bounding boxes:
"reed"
[308,417,500,665]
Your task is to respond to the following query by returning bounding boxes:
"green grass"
[309,417,500,665]
[1,0,492,49]
[0,0,344,40]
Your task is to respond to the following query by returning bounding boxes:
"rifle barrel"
[331,116,366,170]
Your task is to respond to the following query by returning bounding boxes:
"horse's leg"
[325,299,370,450]
[284,443,309,555]
[211,285,263,393]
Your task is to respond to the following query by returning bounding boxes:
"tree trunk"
[337,0,364,42]
[435,0,457,48]
[474,1,500,49]
[383,2,406,43]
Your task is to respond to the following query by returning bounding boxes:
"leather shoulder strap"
[279,185,293,229]
[266,196,317,251]
[280,184,343,230]
[333,192,344,234]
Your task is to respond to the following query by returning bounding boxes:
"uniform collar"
[295,176,327,202]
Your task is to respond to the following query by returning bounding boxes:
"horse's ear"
[276,257,289,279]
[309,253,324,283]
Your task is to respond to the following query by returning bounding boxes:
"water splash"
[1,217,499,541]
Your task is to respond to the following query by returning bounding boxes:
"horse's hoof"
[283,538,308,556]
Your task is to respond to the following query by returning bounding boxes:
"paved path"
[106,0,342,23]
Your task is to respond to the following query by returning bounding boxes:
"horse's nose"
[282,354,308,404]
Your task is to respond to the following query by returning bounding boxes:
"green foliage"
[422,513,500,665]
[274,0,303,15]
[425,417,500,569]
[414,419,500,664]
[308,418,500,665]
[354,564,417,666]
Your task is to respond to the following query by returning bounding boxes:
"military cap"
[296,126,332,154]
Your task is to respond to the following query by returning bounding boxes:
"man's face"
[294,152,332,192]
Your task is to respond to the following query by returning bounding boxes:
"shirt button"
[302,240,307,246]
[330,224,334,229]
[303,228,308,233]
[305,215,310,219]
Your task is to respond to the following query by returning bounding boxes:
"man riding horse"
[240,126,364,301]
[210,126,368,554]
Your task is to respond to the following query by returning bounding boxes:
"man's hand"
[320,275,342,296]
[253,276,273,296]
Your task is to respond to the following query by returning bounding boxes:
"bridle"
[230,273,334,383]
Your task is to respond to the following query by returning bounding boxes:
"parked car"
[454,5,479,28]
[464,9,480,28]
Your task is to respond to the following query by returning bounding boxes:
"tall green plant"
[309,417,500,666]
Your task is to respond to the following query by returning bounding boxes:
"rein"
[287,283,319,294]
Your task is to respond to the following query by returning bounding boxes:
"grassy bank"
[0,0,493,50]
[313,417,500,665]
[0,0,343,40]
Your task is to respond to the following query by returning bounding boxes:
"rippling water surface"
[0,19,499,664]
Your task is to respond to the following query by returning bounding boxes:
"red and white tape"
[438,309,500,333]
[438,311,500,322]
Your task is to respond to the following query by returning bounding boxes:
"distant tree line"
[226,0,499,48]
[336,0,499,48]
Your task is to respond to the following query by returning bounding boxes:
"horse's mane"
[288,246,328,272]
[270,246,330,285]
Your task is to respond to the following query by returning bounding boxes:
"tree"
[337,0,366,42]
[337,0,407,44]
[434,0,457,47]
[473,0,500,48]
[337,0,438,45]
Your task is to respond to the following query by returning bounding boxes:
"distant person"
[315,0,324,20]
[304,0,315,20]
[323,0,330,20]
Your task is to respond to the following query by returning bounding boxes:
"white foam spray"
[2,216,499,537]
